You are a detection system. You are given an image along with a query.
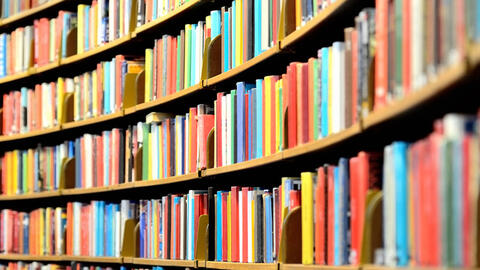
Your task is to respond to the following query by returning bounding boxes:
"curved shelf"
[61,111,125,129]
[204,261,278,270]
[0,0,68,28]
[0,254,64,262]
[0,70,31,85]
[0,190,61,201]
[131,258,197,268]
[280,265,359,270]
[0,126,61,142]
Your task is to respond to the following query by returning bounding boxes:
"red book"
[166,36,173,96]
[374,0,388,109]
[351,30,358,124]
[245,92,249,160]
[40,18,49,66]
[33,20,39,66]
[190,108,198,172]
[402,0,411,95]
[287,63,298,148]
[66,202,73,255]
[289,190,300,209]
[272,0,278,45]
[315,166,326,264]
[113,129,120,185]
[308,58,315,142]
[297,63,309,144]
[270,76,278,154]
[163,197,170,259]
[281,73,288,148]
[194,193,201,258]
[176,199,181,259]
[115,55,125,111]
[327,165,335,265]
[171,37,177,94]
[2,94,7,135]
[170,196,175,258]
[156,39,163,98]
[222,192,228,261]
[349,157,360,264]
[231,186,239,262]
[215,93,223,167]
[241,187,249,262]
[198,114,215,169]
[14,91,20,133]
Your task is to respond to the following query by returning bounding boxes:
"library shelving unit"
[0,0,479,269]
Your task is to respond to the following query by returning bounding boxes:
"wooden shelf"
[0,0,68,28]
[62,111,125,129]
[362,62,468,130]
[0,126,61,142]
[131,258,197,267]
[0,190,61,201]
[280,265,359,270]
[205,45,280,87]
[35,60,61,74]
[0,70,30,85]
[134,173,199,188]
[202,152,283,177]
[61,185,112,196]
[0,254,64,262]
[468,43,480,69]
[65,256,123,264]
[205,261,278,270]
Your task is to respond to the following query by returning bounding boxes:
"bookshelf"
[0,0,478,269]
[0,0,69,28]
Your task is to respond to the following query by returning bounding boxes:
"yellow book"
[83,74,89,118]
[28,149,34,193]
[92,71,98,116]
[301,172,315,264]
[206,16,211,38]
[57,78,64,123]
[281,177,286,222]
[264,76,271,156]
[6,152,11,195]
[145,48,153,102]
[73,76,79,120]
[93,3,98,47]
[119,0,124,37]
[228,192,232,261]
[295,0,301,28]
[275,79,281,153]
[235,0,242,66]
[13,150,18,195]
[327,47,333,135]
[77,5,85,54]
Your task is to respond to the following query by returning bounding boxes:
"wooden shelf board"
[0,254,64,261]
[61,186,111,195]
[62,111,125,129]
[282,123,361,160]
[0,190,61,201]
[203,152,283,177]
[280,265,358,270]
[0,126,61,142]
[65,256,122,263]
[206,261,278,270]
[363,62,468,130]
[61,35,131,66]
[131,258,196,267]
[206,45,280,87]
[468,43,480,69]
[130,83,204,115]
[134,173,199,188]
[109,182,136,191]
[35,61,61,74]
[280,0,348,49]
[134,0,207,36]
[0,0,67,27]
[0,70,30,85]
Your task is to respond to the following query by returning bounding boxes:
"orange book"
[189,108,197,173]
[171,37,177,94]
[146,0,153,22]
[66,202,73,255]
[374,0,388,109]
[166,36,173,96]
[115,55,125,111]
[156,39,163,98]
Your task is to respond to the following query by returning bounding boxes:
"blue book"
[333,166,340,265]
[254,0,262,56]
[264,194,273,262]
[216,191,223,261]
[337,158,349,265]
[61,13,70,58]
[0,34,7,77]
[231,1,236,68]
[23,214,29,253]
[85,6,90,51]
[320,47,329,137]
[153,0,157,20]
[223,11,230,72]
[392,142,409,266]
[98,201,105,256]
[211,10,221,38]
[236,82,245,163]
[139,201,146,257]
[255,79,263,158]
[106,204,112,256]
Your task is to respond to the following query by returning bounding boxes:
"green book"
[184,25,191,88]
[394,0,403,98]
[22,151,27,193]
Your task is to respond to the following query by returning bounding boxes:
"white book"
[186,191,193,260]
[221,95,227,166]
[261,0,269,51]
[23,26,32,70]
[110,58,116,113]
[73,202,81,256]
[239,188,243,262]
[85,134,93,188]
[49,19,55,62]
[152,124,158,179]
[247,190,253,263]
[175,115,181,175]
[185,113,190,173]
[115,208,121,257]
[196,21,204,84]
[226,94,231,165]
[337,42,346,131]
[411,0,424,90]
[383,145,396,266]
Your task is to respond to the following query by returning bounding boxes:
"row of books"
[1,207,65,255]
[0,0,50,19]
[0,141,73,195]
[0,10,77,77]
[1,54,144,136]
[373,0,477,109]
[0,262,62,270]
[77,0,134,54]
[2,80,69,136]
[136,0,191,26]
